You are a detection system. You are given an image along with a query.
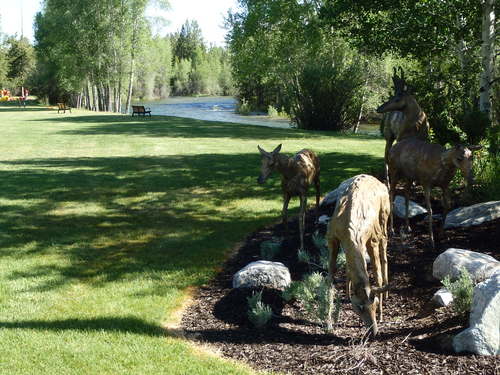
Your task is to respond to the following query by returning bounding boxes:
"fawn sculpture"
[257,144,320,251]
[326,174,390,336]
[377,68,430,182]
[388,139,482,248]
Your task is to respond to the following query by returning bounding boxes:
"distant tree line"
[0,2,234,112]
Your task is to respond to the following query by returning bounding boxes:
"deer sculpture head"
[351,284,390,336]
[376,67,411,114]
[443,144,482,186]
[257,144,282,184]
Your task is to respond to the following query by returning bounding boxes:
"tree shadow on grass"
[29,114,381,141]
[0,317,165,337]
[0,151,382,292]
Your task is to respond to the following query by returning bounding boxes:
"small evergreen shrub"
[470,128,500,202]
[299,231,346,271]
[282,272,341,332]
[267,105,288,119]
[282,280,302,302]
[267,105,279,118]
[236,98,251,115]
[260,237,282,260]
[441,267,474,316]
[247,291,273,329]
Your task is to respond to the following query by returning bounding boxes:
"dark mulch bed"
[182,190,500,374]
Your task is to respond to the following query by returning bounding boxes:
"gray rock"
[431,288,454,307]
[453,270,500,356]
[318,215,330,225]
[320,175,360,206]
[444,200,500,229]
[433,248,500,283]
[233,261,291,290]
[393,195,427,218]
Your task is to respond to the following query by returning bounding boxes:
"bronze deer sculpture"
[257,144,320,251]
[388,139,482,248]
[327,174,390,336]
[377,68,430,182]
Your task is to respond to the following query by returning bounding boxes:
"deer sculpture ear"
[258,145,270,158]
[272,144,282,155]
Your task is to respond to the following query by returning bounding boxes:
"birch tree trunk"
[125,16,138,115]
[479,0,496,114]
[353,78,368,134]
[125,50,135,115]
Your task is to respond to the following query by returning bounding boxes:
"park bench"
[57,103,71,114]
[132,105,151,117]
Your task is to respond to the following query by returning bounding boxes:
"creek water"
[136,96,292,129]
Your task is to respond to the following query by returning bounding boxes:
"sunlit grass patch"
[0,106,384,374]
[48,201,113,216]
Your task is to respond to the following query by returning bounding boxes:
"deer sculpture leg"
[380,227,389,301]
[298,194,307,251]
[388,171,398,236]
[328,237,340,280]
[384,136,395,188]
[439,186,451,239]
[282,193,291,236]
[403,181,412,234]
[367,238,384,322]
[314,175,320,222]
[380,240,389,301]
[327,235,352,296]
[423,187,435,249]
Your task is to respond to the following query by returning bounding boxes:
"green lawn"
[0,106,384,374]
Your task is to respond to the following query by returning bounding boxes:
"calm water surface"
[137,96,292,129]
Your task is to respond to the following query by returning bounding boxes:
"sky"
[0,0,239,45]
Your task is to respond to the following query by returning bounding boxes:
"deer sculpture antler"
[392,66,407,95]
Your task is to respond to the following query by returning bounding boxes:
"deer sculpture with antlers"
[327,174,390,336]
[377,67,430,182]
[388,139,482,248]
[257,144,320,251]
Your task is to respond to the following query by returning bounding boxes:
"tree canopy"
[227,0,497,137]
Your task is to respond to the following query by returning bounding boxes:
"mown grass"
[0,106,384,374]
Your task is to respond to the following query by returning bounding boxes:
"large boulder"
[233,260,291,290]
[444,200,500,229]
[433,248,500,283]
[393,195,427,218]
[320,175,360,207]
[453,270,500,356]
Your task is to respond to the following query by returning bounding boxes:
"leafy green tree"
[0,45,9,88]
[134,35,173,99]
[320,0,497,132]
[34,0,169,112]
[5,36,36,93]
[171,58,191,95]
[227,0,378,130]
[173,20,204,62]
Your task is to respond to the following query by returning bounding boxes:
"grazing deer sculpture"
[327,174,390,336]
[388,139,482,248]
[257,144,320,251]
[377,67,430,182]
